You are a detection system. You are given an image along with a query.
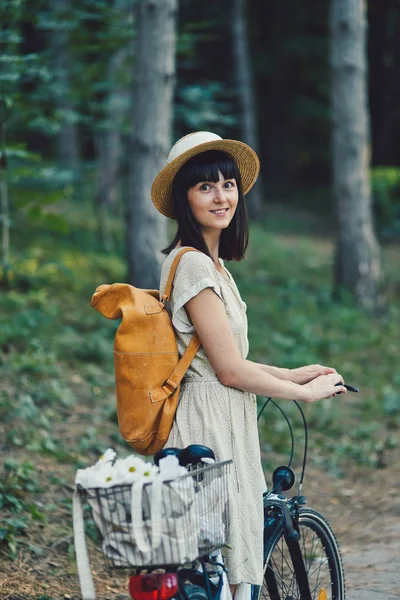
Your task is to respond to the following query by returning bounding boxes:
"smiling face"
[168,150,249,261]
[187,171,239,234]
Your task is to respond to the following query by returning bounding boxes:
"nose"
[213,186,227,203]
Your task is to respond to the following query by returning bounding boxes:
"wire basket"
[79,459,232,568]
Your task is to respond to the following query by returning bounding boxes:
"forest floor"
[1,445,400,599]
[306,452,400,600]
[1,206,399,599]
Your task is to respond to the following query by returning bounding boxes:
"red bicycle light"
[129,573,179,600]
[158,574,179,600]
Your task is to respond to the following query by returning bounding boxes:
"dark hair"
[163,150,249,261]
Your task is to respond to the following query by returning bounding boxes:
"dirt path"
[305,450,400,600]
[344,532,400,600]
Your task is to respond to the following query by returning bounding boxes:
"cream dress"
[159,247,265,586]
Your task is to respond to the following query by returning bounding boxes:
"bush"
[371,167,400,240]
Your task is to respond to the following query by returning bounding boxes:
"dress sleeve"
[169,251,223,334]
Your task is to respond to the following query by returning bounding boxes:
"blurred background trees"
[1,0,400,579]
[1,0,400,301]
[127,0,177,288]
[330,0,381,309]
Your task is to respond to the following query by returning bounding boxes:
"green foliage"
[0,2,79,278]
[371,167,400,240]
[0,459,41,508]
[0,238,119,462]
[229,223,400,477]
[0,193,399,563]
[9,149,73,232]
[175,15,237,134]
[0,459,43,559]
[176,83,236,133]
[37,0,134,130]
[382,384,400,425]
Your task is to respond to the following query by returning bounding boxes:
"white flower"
[76,463,119,488]
[75,449,159,489]
[115,456,158,482]
[93,448,116,471]
[97,464,119,487]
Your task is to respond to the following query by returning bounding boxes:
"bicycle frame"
[259,493,313,600]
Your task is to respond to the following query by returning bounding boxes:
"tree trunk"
[95,131,115,253]
[232,0,263,219]
[330,0,382,310]
[105,47,127,207]
[96,0,132,212]
[94,46,131,251]
[127,0,176,288]
[0,108,10,275]
[51,0,80,172]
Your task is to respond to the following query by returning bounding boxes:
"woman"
[151,131,346,593]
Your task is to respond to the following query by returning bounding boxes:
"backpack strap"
[161,246,200,303]
[160,333,201,394]
[152,248,202,402]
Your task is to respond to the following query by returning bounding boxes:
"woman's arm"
[185,288,346,403]
[247,362,291,381]
[248,361,338,385]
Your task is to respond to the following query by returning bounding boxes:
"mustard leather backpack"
[90,248,201,455]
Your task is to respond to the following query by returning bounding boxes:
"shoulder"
[163,247,214,275]
[162,247,223,302]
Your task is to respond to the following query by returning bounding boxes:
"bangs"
[177,150,241,189]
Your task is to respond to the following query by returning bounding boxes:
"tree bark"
[127,0,176,288]
[232,0,263,218]
[0,108,10,273]
[105,47,128,207]
[51,0,80,172]
[330,0,382,310]
[95,131,115,252]
[96,0,132,213]
[94,38,131,251]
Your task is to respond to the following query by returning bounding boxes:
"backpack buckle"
[162,379,177,394]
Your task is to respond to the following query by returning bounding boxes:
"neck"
[202,230,221,264]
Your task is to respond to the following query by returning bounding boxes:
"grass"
[229,224,400,472]
[0,197,399,596]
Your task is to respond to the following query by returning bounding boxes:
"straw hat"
[151,131,260,219]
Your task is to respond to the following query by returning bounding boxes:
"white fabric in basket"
[83,470,199,568]
[195,470,226,549]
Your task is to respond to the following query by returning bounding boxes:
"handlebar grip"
[335,383,359,394]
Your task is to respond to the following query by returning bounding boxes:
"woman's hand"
[290,364,337,385]
[301,373,347,403]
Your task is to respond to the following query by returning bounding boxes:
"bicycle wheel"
[260,508,345,600]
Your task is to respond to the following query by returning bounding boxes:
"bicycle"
[252,386,358,600]
[74,386,356,600]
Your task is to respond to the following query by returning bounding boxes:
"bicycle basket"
[78,459,232,568]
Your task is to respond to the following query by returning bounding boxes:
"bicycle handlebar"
[260,381,359,496]
[335,382,359,394]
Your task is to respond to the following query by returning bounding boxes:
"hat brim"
[151,139,260,219]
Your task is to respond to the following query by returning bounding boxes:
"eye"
[199,183,211,191]
[224,180,235,188]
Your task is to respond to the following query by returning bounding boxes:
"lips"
[210,208,229,215]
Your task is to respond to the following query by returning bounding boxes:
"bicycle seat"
[153,444,215,467]
[178,444,215,467]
